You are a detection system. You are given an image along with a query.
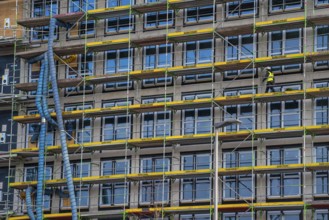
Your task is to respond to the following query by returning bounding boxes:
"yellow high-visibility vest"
[267,71,274,83]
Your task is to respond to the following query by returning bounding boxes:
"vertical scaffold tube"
[47,18,78,220]
[26,186,36,220]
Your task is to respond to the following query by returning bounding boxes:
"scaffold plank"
[254,126,305,139]
[53,12,85,24]
[306,162,329,171]
[125,202,304,215]
[10,169,211,189]
[88,5,131,19]
[170,0,237,9]
[17,16,50,28]
[132,1,167,13]
[168,28,214,42]
[87,38,130,52]
[255,16,305,32]
[216,24,253,36]
[8,213,72,220]
[13,87,329,122]
[308,14,329,26]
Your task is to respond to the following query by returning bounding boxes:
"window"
[28,61,54,96]
[31,0,58,41]
[269,29,302,73]
[24,166,52,210]
[102,100,131,141]
[267,211,301,220]
[140,157,170,204]
[181,153,211,202]
[142,97,171,138]
[182,93,212,135]
[106,0,134,33]
[104,48,133,90]
[226,0,257,18]
[225,34,255,78]
[315,26,329,69]
[26,110,55,149]
[316,0,329,6]
[316,210,329,220]
[223,213,253,220]
[64,104,93,144]
[143,44,172,87]
[185,5,213,24]
[223,150,254,200]
[180,214,211,220]
[61,162,90,209]
[268,84,301,128]
[270,0,303,12]
[314,82,329,125]
[224,88,255,131]
[32,0,58,17]
[66,53,94,95]
[314,145,329,195]
[267,148,301,198]
[183,40,213,83]
[69,0,95,38]
[100,159,129,207]
[144,0,173,29]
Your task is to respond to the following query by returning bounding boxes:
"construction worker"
[263,67,275,93]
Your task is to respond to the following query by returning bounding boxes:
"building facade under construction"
[0,0,329,219]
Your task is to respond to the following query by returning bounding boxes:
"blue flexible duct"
[36,118,46,220]
[26,186,36,220]
[47,18,78,220]
[27,54,45,65]
[42,53,57,126]
[35,55,48,220]
[35,57,46,220]
[35,59,45,117]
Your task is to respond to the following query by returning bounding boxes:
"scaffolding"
[2,0,329,219]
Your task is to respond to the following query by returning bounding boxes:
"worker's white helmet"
[265,66,271,70]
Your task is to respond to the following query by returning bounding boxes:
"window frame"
[61,161,91,210]
[104,48,134,91]
[267,84,302,128]
[224,88,256,132]
[26,109,55,149]
[267,147,302,198]
[64,104,93,144]
[139,156,171,205]
[141,97,172,138]
[226,0,258,19]
[143,44,173,87]
[314,26,329,70]
[222,150,255,200]
[106,0,135,34]
[182,93,213,135]
[66,53,94,95]
[269,0,303,13]
[183,39,213,83]
[268,29,302,73]
[224,34,256,78]
[102,100,132,141]
[313,145,329,196]
[99,158,130,207]
[180,153,211,203]
[184,5,214,24]
[24,165,53,211]
[314,81,329,125]
[68,0,95,39]
[267,210,302,220]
